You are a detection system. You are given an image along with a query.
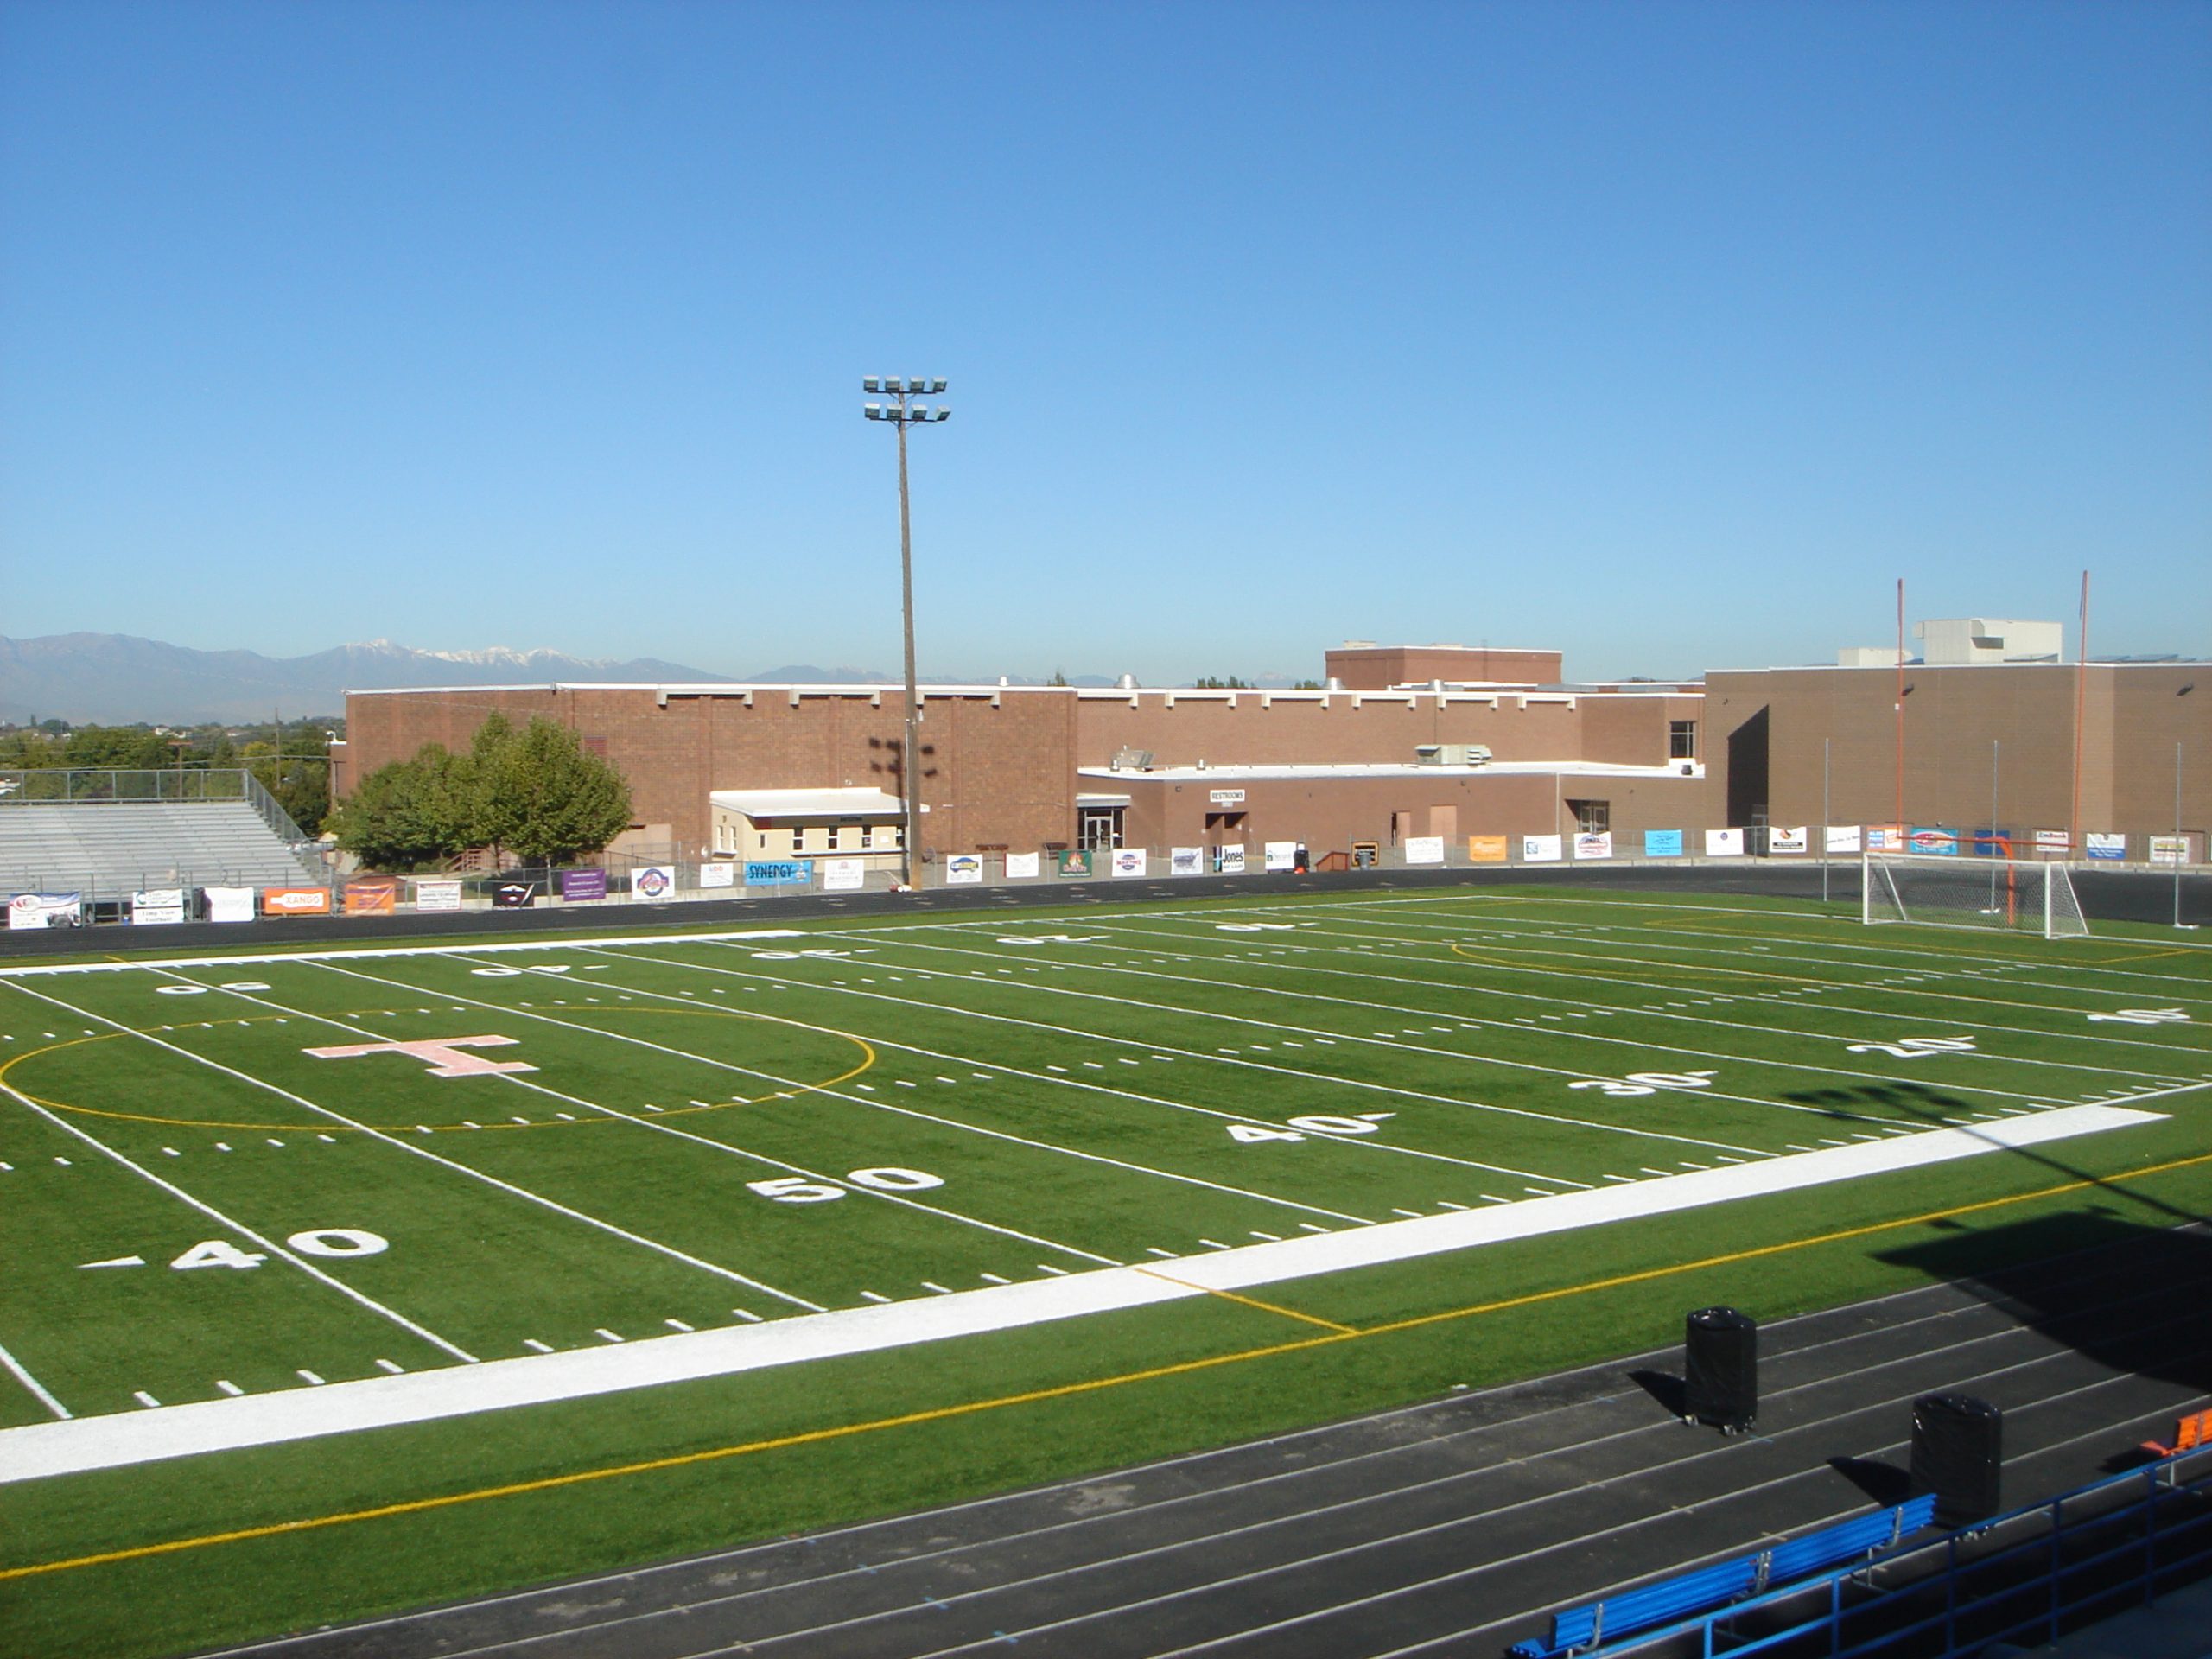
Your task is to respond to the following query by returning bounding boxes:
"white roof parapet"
[709,787,904,819]
[1075,760,1702,783]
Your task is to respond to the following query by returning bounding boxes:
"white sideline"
[0,1103,2164,1485]
[0,928,805,976]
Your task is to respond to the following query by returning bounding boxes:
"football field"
[3,885,2209,1656]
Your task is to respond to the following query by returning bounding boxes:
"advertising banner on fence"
[742,861,808,887]
[1403,836,1446,866]
[2035,829,2071,854]
[204,886,256,924]
[698,861,736,889]
[1521,834,1562,863]
[1057,850,1095,878]
[1213,845,1246,874]
[823,857,866,892]
[414,880,464,912]
[2086,833,2126,861]
[1004,852,1039,879]
[345,880,397,915]
[7,893,81,929]
[1112,848,1148,878]
[1907,827,1959,855]
[944,854,984,885]
[632,865,677,902]
[1572,831,1612,861]
[1825,825,1863,855]
[1704,829,1745,858]
[2151,835,2189,866]
[1265,841,1300,872]
[560,868,608,903]
[492,880,537,908]
[131,888,188,925]
[1866,825,1904,852]
[1465,835,1509,863]
[1169,847,1205,876]
[263,887,331,916]
[1768,826,1808,855]
[1643,830,1683,858]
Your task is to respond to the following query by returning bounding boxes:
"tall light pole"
[862,376,950,888]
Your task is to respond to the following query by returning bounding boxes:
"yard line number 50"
[747,1167,944,1204]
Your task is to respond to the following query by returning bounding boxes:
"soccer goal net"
[1862,851,2089,939]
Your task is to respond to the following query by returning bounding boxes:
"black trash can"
[1910,1394,2002,1526]
[1683,1306,1758,1433]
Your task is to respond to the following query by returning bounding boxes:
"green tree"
[331,746,474,871]
[479,716,632,867]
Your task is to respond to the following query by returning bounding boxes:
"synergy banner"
[131,888,188,925]
[1057,850,1095,878]
[1643,830,1683,858]
[560,868,608,902]
[7,893,82,929]
[203,886,256,924]
[1704,829,1745,857]
[1264,841,1300,872]
[414,880,464,912]
[1466,835,1510,863]
[944,855,984,885]
[1403,836,1445,865]
[1768,826,1808,855]
[1004,852,1040,879]
[344,880,397,915]
[263,887,332,916]
[1825,825,1864,855]
[823,857,866,892]
[2086,832,2126,861]
[1111,849,1148,878]
[1169,847,1205,876]
[1521,834,1562,863]
[1572,832,1612,861]
[742,861,809,887]
[697,861,736,888]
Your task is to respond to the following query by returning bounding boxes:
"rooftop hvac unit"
[1416,744,1492,766]
[1110,747,1155,772]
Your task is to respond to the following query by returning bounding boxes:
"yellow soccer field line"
[1135,1268,1358,1333]
[9,1147,2209,1585]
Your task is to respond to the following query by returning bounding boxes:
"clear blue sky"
[3,0,2207,683]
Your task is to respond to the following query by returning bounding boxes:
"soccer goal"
[1862,850,2089,939]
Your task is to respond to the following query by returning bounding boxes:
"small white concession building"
[709,788,906,869]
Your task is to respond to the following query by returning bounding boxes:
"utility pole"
[862,377,950,888]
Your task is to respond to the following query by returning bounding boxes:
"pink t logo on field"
[303,1034,537,1077]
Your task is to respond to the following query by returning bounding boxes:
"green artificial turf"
[2,884,2207,1656]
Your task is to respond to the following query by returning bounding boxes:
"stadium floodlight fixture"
[860,373,952,889]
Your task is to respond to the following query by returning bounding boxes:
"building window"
[1669,720,1698,760]
[1077,806,1125,850]
[1203,811,1247,833]
[860,825,874,849]
[1567,798,1610,834]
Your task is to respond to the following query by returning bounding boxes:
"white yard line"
[302,957,1136,1262]
[0,1103,2164,1485]
[0,1073,477,1364]
[1071,916,2201,1090]
[377,950,1378,1228]
[0,1341,70,1421]
[4,972,824,1313]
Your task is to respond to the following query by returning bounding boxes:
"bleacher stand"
[0,771,327,899]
